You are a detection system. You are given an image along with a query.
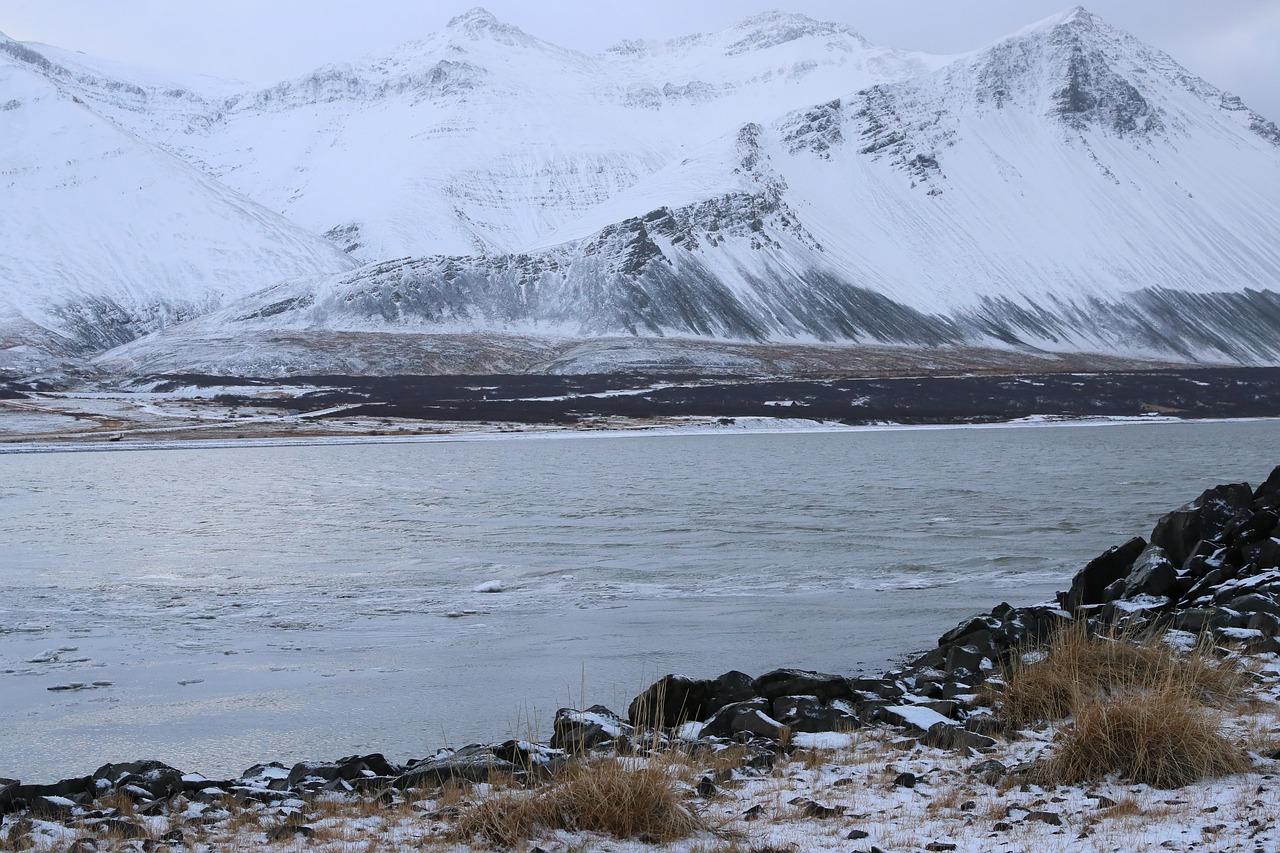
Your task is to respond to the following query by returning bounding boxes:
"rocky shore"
[3,466,1280,851]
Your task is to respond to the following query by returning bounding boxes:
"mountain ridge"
[2,7,1278,377]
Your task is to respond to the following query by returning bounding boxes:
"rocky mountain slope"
[0,32,357,371]
[3,8,1278,376]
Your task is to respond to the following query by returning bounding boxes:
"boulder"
[1121,546,1178,598]
[1150,483,1255,568]
[9,776,93,807]
[1254,465,1280,510]
[1241,539,1280,570]
[771,695,859,733]
[393,744,518,789]
[284,754,400,790]
[1232,510,1279,544]
[699,699,772,739]
[944,644,987,676]
[628,670,755,727]
[551,705,631,753]
[1225,593,1280,618]
[849,678,905,701]
[91,760,186,802]
[1170,606,1246,633]
[922,725,996,752]
[752,669,853,703]
[1059,537,1147,611]
[938,615,1001,647]
[732,709,787,740]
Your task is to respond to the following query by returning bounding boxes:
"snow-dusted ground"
[8,648,1280,852]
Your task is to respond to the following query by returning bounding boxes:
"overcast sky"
[2,1,1277,119]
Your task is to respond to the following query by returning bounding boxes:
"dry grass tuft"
[1035,684,1249,788]
[999,622,1240,726]
[999,622,1250,788]
[453,756,707,847]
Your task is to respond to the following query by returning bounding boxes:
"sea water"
[1,420,1276,780]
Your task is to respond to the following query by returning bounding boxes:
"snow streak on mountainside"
[0,33,357,365]
[3,8,1280,375]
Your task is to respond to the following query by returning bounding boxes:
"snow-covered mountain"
[4,8,1280,376]
[0,31,357,367]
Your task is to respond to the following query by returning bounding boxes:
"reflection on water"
[0,420,1276,779]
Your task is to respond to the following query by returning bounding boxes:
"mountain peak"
[445,7,534,45]
[1012,5,1107,39]
[448,7,499,28]
[725,11,868,53]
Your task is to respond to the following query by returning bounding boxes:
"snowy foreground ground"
[7,642,1280,853]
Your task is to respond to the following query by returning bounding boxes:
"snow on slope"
[80,8,946,262]
[103,7,1280,371]
[0,36,357,360]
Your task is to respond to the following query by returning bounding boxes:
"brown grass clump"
[999,622,1240,726]
[453,756,706,847]
[999,622,1250,788]
[1036,684,1250,788]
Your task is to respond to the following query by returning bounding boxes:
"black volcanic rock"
[628,670,756,726]
[1150,482,1254,569]
[1059,536,1147,611]
[752,669,854,703]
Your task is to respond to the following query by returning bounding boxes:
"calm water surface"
[1,421,1276,780]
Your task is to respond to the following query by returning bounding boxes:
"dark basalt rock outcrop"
[5,464,1280,828]
[626,670,756,727]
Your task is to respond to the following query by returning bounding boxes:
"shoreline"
[1,412,1276,456]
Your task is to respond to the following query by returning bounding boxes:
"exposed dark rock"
[1254,466,1280,510]
[893,771,917,788]
[1028,810,1064,826]
[28,795,78,819]
[971,758,1007,785]
[701,699,774,739]
[267,824,316,841]
[1232,510,1278,544]
[1150,483,1254,569]
[752,669,854,703]
[393,744,518,789]
[1059,537,1147,611]
[551,705,631,753]
[733,708,788,740]
[286,755,400,790]
[922,725,996,752]
[1226,593,1280,618]
[944,644,987,675]
[628,670,755,726]
[1122,545,1178,598]
[772,695,859,733]
[90,760,186,802]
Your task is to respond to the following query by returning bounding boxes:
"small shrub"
[453,756,706,846]
[1035,683,1249,788]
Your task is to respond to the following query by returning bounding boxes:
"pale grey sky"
[2,1,1278,119]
